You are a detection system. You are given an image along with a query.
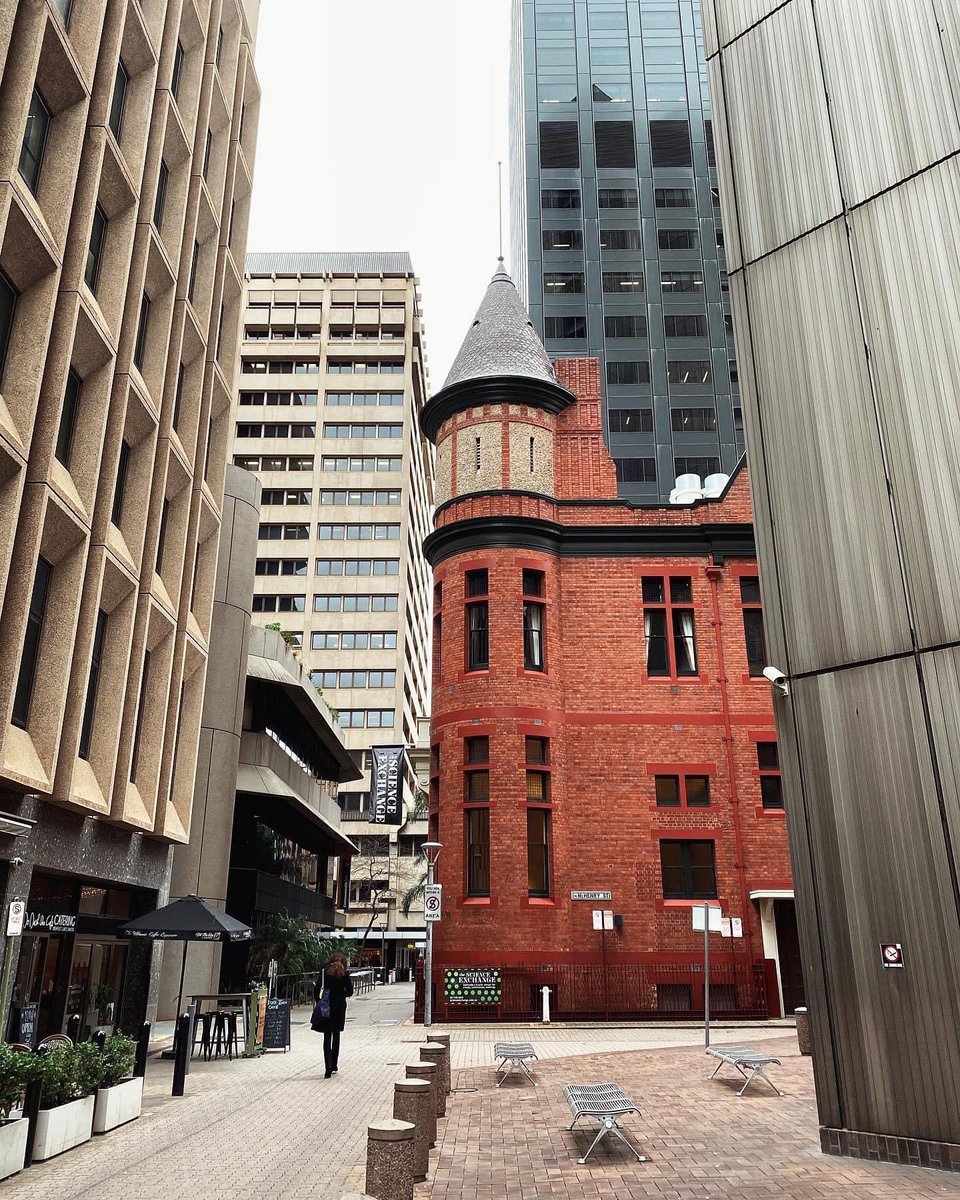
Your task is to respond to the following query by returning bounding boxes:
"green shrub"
[0,1044,31,1118]
[98,1035,136,1089]
[31,1043,102,1109]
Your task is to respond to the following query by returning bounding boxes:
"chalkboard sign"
[18,1002,38,1047]
[262,997,290,1051]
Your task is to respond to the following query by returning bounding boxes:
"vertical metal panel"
[702,0,721,58]
[717,0,789,46]
[924,647,960,880]
[741,222,911,671]
[792,659,960,1142]
[851,158,960,648]
[721,1,842,260]
[930,0,960,115]
[815,0,960,205]
[706,56,743,272]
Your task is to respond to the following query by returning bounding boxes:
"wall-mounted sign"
[881,943,904,969]
[24,908,77,934]
[368,745,404,826]
[730,917,743,939]
[6,901,24,937]
[603,909,614,931]
[720,918,732,938]
[571,890,612,901]
[444,968,501,1004]
[592,909,603,930]
[424,884,442,922]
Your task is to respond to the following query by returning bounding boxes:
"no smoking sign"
[881,943,904,969]
[424,884,442,922]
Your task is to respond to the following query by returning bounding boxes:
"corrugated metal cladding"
[245,251,415,276]
[711,0,960,1162]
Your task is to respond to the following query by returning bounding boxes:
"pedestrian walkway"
[9,988,954,1199]
[426,1036,960,1200]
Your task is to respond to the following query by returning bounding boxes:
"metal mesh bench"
[562,1083,647,1164]
[493,1041,538,1087]
[706,1045,784,1096]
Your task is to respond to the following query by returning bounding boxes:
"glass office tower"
[510,0,743,499]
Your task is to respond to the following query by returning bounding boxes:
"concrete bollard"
[421,1042,447,1117]
[364,1119,415,1200]
[427,1031,452,1095]
[795,1007,812,1056]
[393,1078,432,1182]
[405,1061,438,1147]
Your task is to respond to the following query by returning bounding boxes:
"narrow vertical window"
[466,808,490,896]
[78,608,107,760]
[202,128,213,179]
[130,649,150,782]
[464,736,489,802]
[740,576,767,677]
[12,558,52,728]
[134,292,150,371]
[0,270,17,386]
[112,439,130,526]
[465,569,488,671]
[18,88,50,195]
[522,569,545,671]
[84,203,107,294]
[527,809,550,897]
[758,742,783,809]
[215,25,224,66]
[474,435,481,471]
[55,368,82,466]
[187,239,200,302]
[109,59,129,141]
[153,159,169,229]
[215,303,224,359]
[642,576,697,677]
[172,362,185,432]
[529,436,535,472]
[155,496,170,574]
[171,39,185,100]
[52,0,73,28]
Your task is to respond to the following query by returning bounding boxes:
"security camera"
[762,666,790,697]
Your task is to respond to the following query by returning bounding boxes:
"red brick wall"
[426,358,791,997]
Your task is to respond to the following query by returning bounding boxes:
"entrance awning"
[749,889,795,900]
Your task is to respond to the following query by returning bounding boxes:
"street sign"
[591,909,603,930]
[571,890,612,901]
[6,901,24,937]
[424,884,442,922]
[603,909,614,931]
[720,918,731,938]
[731,917,743,939]
[881,942,904,969]
[692,905,723,933]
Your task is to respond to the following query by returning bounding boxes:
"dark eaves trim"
[423,514,756,567]
[419,374,576,443]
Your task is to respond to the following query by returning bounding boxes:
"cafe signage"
[24,908,77,934]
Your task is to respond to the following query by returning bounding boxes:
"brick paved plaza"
[5,984,958,1199]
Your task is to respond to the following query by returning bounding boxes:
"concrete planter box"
[93,1076,143,1134]
[0,1118,27,1180]
[32,1095,94,1161]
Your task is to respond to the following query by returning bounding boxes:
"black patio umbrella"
[118,894,252,1022]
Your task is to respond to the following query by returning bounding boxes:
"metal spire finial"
[498,160,504,263]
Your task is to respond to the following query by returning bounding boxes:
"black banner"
[369,745,404,825]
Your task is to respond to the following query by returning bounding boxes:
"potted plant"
[31,1043,100,1161]
[92,1034,141,1134]
[0,1044,31,1179]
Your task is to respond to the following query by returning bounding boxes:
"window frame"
[109,58,129,142]
[19,87,51,195]
[642,574,699,679]
[659,838,717,900]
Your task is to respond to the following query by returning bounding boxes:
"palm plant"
[400,849,428,917]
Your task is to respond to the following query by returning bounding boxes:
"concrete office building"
[706,0,960,1168]
[510,0,742,500]
[158,465,360,1017]
[0,0,261,1042]
[234,252,434,970]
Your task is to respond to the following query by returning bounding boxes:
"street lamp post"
[422,841,442,1027]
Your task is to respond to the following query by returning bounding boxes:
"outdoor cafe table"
[188,993,251,1049]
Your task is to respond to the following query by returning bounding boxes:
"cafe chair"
[37,1034,73,1049]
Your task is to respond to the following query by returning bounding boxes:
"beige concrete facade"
[0,0,260,837]
[233,252,434,961]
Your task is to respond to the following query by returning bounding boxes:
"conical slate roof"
[442,260,569,391]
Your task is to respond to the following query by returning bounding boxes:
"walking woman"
[312,955,354,1078]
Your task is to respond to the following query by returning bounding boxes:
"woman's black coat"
[313,970,354,1033]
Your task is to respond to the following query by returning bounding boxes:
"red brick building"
[419,264,798,1021]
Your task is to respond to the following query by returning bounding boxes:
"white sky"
[247,0,513,390]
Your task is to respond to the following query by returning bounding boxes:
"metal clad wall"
[742,224,911,671]
[712,0,960,1153]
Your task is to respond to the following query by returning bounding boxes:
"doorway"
[66,940,128,1040]
[774,899,805,1015]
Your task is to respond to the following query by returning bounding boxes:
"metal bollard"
[22,1044,47,1168]
[134,1021,151,1078]
[404,1061,437,1147]
[171,1013,191,1097]
[66,1014,80,1044]
[795,1007,812,1057]
[93,1030,106,1052]
[426,1031,452,1095]
[420,1042,447,1117]
[364,1119,415,1200]
[393,1078,432,1182]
